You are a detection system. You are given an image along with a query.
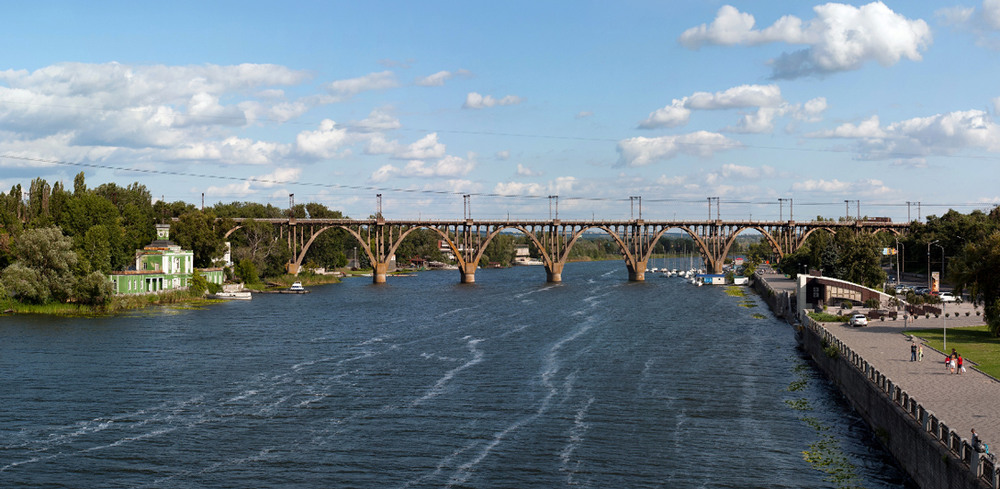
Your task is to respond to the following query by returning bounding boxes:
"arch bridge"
[225,217,910,284]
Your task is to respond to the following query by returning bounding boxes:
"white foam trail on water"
[559,396,595,486]
[412,337,484,406]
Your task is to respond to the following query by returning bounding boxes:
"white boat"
[289,281,305,291]
[211,291,252,300]
[513,256,544,266]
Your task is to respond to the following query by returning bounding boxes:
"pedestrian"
[911,343,917,362]
[949,355,957,374]
[918,344,923,361]
[973,429,986,453]
[945,355,953,373]
[958,354,965,374]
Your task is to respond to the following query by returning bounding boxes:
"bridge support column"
[459,263,477,283]
[545,262,565,283]
[372,262,389,284]
[286,262,300,275]
[627,259,648,282]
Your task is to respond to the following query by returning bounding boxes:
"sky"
[2,0,1000,222]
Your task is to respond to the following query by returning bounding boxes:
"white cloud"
[640,84,811,131]
[939,1,1000,48]
[516,164,541,176]
[415,69,471,86]
[463,92,523,109]
[639,100,691,129]
[705,164,775,184]
[295,119,351,159]
[807,115,886,138]
[205,167,302,197]
[369,153,477,182]
[679,3,932,78]
[792,178,891,195]
[325,71,398,99]
[397,133,447,160]
[575,111,594,119]
[493,176,576,196]
[808,110,1000,159]
[656,175,687,186]
[496,150,510,160]
[354,108,401,131]
[616,131,742,167]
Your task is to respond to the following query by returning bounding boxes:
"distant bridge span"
[224,217,910,284]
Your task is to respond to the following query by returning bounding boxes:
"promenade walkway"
[759,273,1000,452]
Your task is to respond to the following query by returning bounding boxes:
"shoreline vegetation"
[1,272,345,317]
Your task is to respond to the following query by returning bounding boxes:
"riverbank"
[753,272,1000,489]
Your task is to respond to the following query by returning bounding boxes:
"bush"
[864,298,880,309]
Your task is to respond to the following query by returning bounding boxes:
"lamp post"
[935,242,946,351]
[927,240,939,290]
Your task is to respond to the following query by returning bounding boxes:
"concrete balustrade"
[800,316,993,488]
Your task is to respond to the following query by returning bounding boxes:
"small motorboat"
[289,281,305,291]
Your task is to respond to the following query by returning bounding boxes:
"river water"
[1,260,913,488]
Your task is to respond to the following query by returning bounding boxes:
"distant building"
[107,224,223,294]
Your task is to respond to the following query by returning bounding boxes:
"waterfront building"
[107,224,224,294]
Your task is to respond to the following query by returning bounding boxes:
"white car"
[849,314,868,327]
[939,292,960,303]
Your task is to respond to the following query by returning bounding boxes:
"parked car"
[939,292,961,303]
[849,314,868,327]
[894,285,909,295]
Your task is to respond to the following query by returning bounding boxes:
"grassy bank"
[0,288,215,317]
[908,325,1000,379]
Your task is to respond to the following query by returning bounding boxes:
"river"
[1,260,913,488]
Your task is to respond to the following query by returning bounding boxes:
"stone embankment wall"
[750,275,793,320]
[799,316,997,489]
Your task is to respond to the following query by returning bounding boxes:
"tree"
[952,231,1000,336]
[172,211,225,267]
[73,271,114,306]
[2,227,78,303]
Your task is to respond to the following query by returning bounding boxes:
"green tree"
[234,258,262,286]
[73,271,114,306]
[172,211,225,267]
[2,227,78,303]
[952,231,1000,336]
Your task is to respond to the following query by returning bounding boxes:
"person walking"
[958,354,964,374]
[918,344,923,361]
[949,354,957,374]
[911,343,917,362]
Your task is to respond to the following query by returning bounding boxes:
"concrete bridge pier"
[286,262,300,275]
[372,262,389,284]
[626,260,648,282]
[459,263,477,283]
[545,262,565,283]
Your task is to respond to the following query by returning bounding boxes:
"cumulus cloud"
[679,3,932,79]
[369,153,477,182]
[463,92,523,109]
[415,69,471,86]
[0,61,324,168]
[616,131,742,167]
[807,110,1000,160]
[295,119,352,159]
[639,85,824,132]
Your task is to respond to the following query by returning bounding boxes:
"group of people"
[909,342,923,362]
[945,348,965,374]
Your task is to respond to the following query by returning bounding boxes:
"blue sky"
[2,1,1000,221]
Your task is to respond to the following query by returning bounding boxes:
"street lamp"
[927,240,939,290]
[935,242,946,351]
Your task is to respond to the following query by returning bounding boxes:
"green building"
[108,224,223,294]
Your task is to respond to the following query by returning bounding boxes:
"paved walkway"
[758,273,1000,451]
